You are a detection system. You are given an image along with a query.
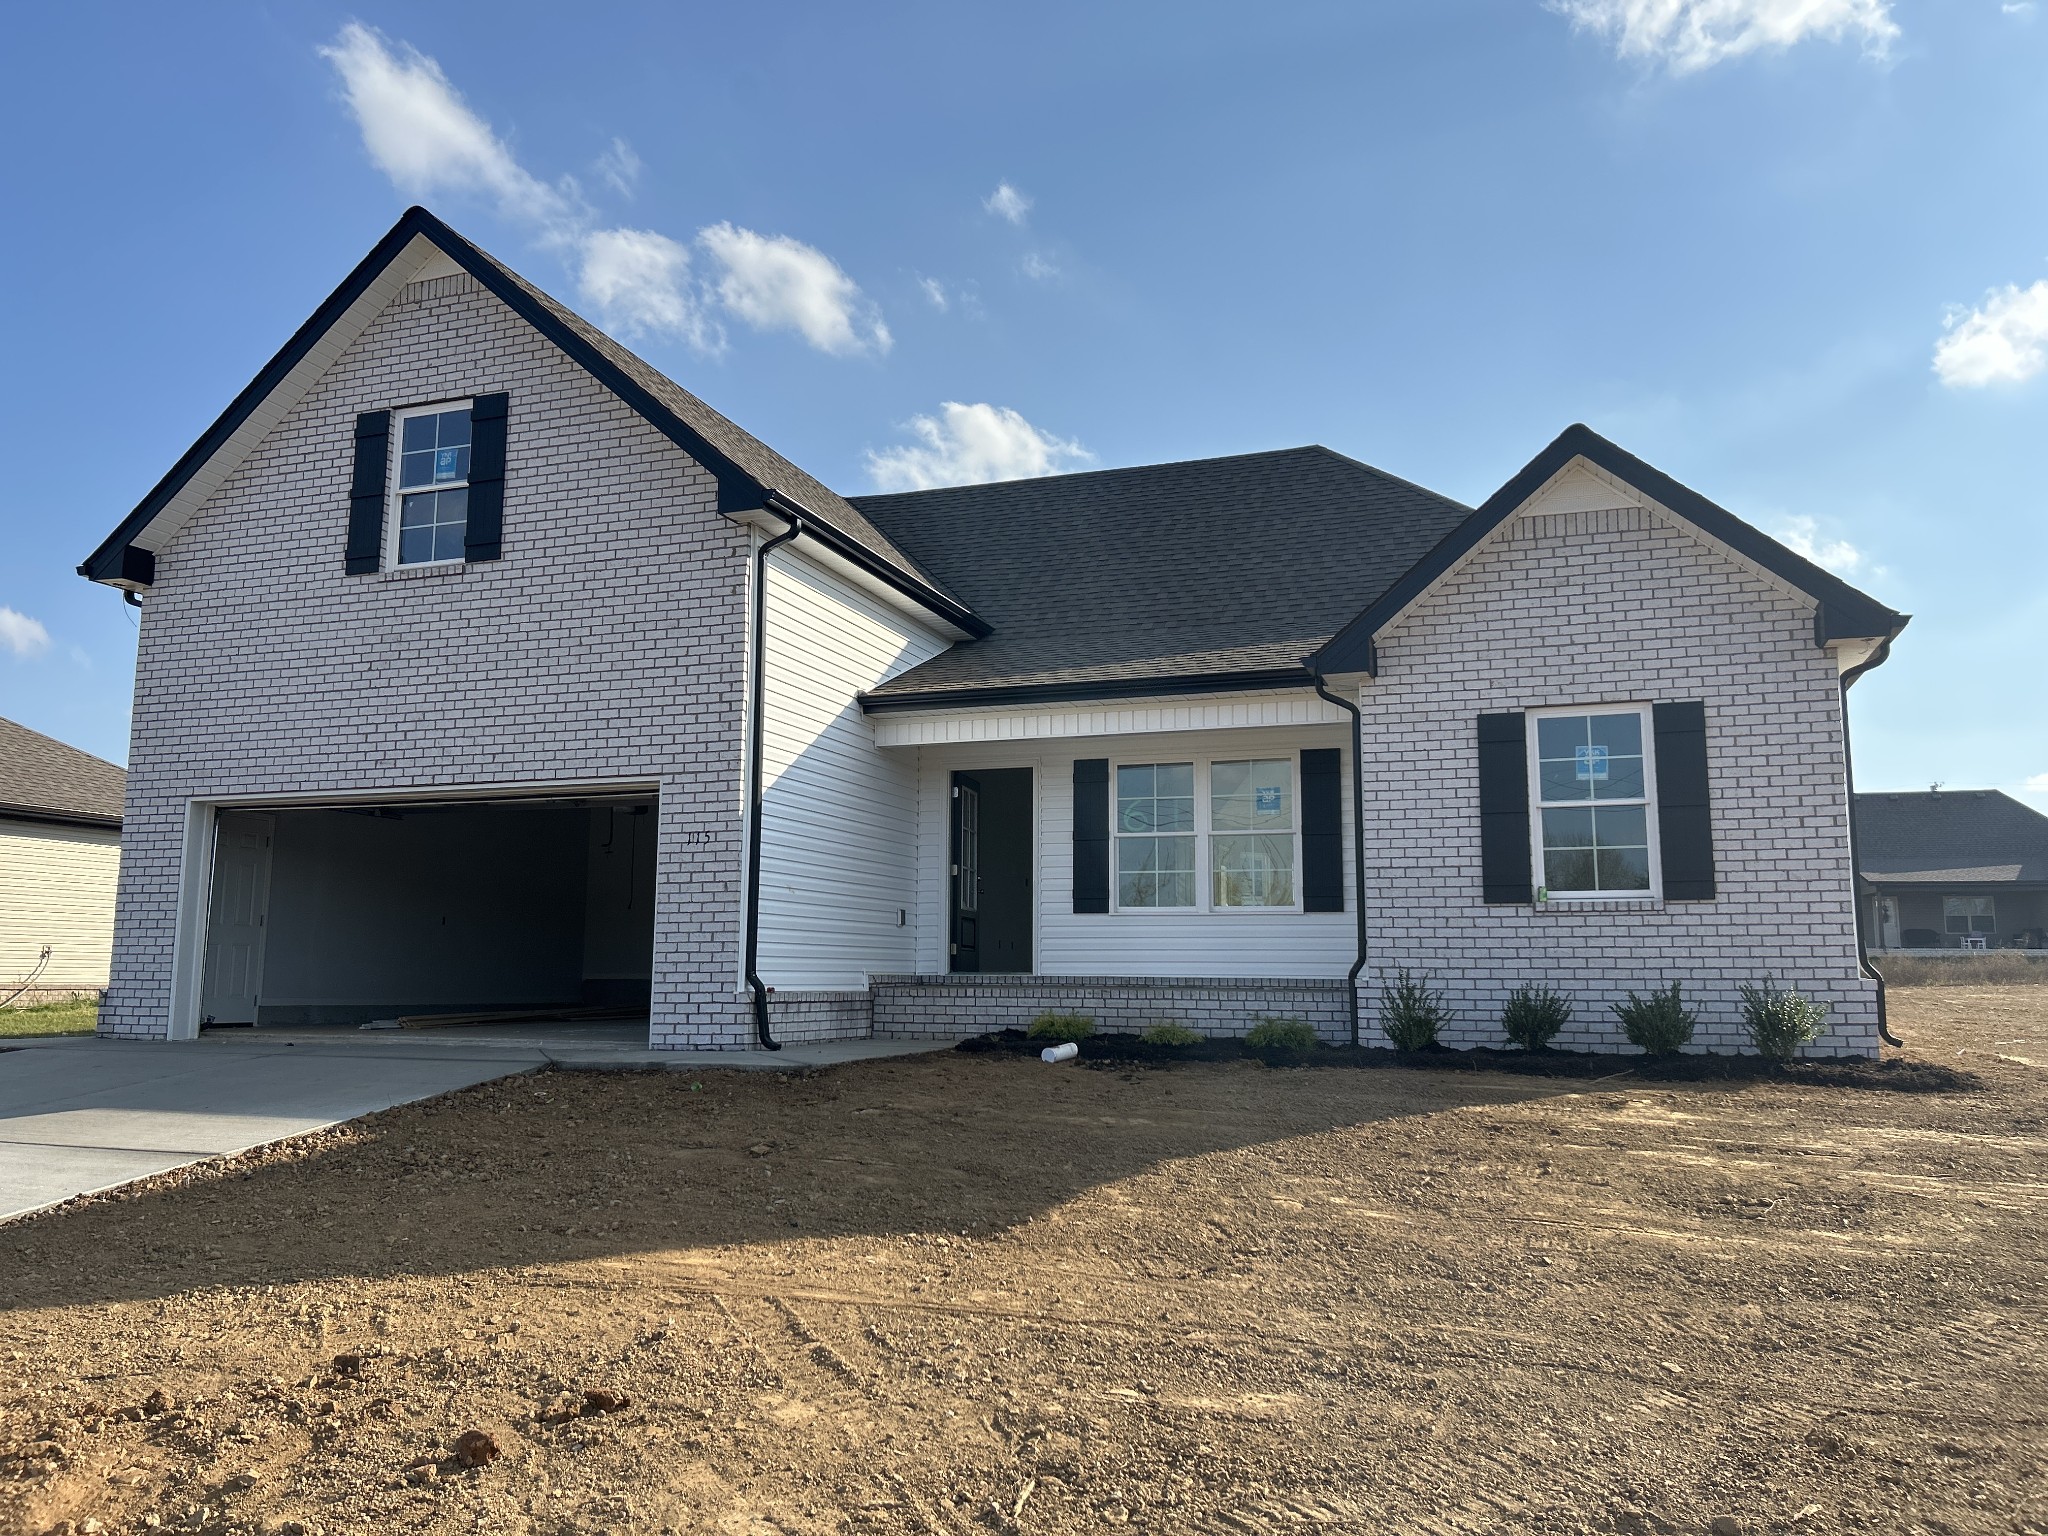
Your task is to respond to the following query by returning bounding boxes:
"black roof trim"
[0,803,121,831]
[762,492,987,638]
[79,207,981,635]
[860,667,1318,715]
[1310,422,1908,676]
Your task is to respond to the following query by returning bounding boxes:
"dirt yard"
[2,989,2044,1536]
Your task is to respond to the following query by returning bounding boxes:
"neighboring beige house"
[1,716,126,1001]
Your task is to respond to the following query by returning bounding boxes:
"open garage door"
[198,790,657,1029]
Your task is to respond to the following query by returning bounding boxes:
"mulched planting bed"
[957,1026,1981,1091]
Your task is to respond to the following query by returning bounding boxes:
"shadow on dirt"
[0,1051,1564,1314]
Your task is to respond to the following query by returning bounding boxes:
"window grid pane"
[1212,833,1296,908]
[397,407,473,490]
[396,488,468,565]
[1536,711,1647,806]
[1115,763,1197,908]
[1541,802,1651,894]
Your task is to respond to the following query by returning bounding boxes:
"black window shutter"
[464,392,509,562]
[1477,712,1532,904]
[1654,701,1716,900]
[1072,758,1110,914]
[1300,748,1344,913]
[345,410,390,574]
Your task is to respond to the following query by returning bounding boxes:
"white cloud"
[1774,515,1864,575]
[0,607,51,659]
[2004,2,2035,16]
[864,403,1091,492]
[2027,773,2048,792]
[577,228,717,349]
[1547,0,1900,72]
[322,25,886,358]
[1934,281,2048,387]
[595,137,643,198]
[698,223,891,356]
[919,276,949,312]
[320,23,577,230]
[984,182,1032,224]
[1020,252,1060,282]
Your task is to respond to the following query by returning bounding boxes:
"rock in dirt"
[1708,1518,1745,1536]
[330,1352,364,1377]
[581,1388,630,1415]
[453,1429,500,1467]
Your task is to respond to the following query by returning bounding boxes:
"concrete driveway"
[0,1029,947,1222]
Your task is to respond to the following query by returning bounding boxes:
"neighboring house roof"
[1855,790,2048,887]
[1311,423,1908,677]
[0,717,125,828]
[852,447,1473,708]
[78,207,982,637]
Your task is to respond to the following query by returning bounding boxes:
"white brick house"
[80,209,1908,1054]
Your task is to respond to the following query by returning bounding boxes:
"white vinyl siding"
[913,724,1354,979]
[756,546,951,989]
[0,819,121,990]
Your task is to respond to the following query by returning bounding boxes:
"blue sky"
[1,1,2042,806]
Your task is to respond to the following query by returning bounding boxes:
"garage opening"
[197,791,657,1029]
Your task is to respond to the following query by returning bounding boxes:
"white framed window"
[1210,758,1296,908]
[1116,762,1196,909]
[1527,704,1660,899]
[387,401,474,566]
[1111,757,1300,913]
[1944,896,1994,935]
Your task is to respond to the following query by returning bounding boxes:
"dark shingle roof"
[852,447,1472,705]
[1856,790,2048,886]
[473,241,957,601]
[0,717,125,826]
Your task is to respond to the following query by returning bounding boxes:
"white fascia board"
[871,688,1352,748]
[133,234,445,556]
[725,507,974,642]
[1374,454,1820,644]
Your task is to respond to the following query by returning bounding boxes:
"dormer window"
[390,402,473,565]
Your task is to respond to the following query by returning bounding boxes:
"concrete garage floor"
[0,1029,950,1222]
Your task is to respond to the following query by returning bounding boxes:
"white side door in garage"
[201,811,274,1024]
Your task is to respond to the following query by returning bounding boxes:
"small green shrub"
[1244,1016,1320,1052]
[1737,976,1828,1062]
[1500,983,1572,1051]
[1612,982,1696,1055]
[1140,1021,1202,1046]
[1377,970,1449,1051]
[1026,1012,1096,1043]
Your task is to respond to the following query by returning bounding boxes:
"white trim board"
[872,689,1351,748]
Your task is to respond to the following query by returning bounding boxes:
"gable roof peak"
[1308,420,1908,677]
[78,206,981,634]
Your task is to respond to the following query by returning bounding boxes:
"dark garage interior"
[198,793,657,1028]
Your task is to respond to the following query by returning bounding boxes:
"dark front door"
[951,767,1032,972]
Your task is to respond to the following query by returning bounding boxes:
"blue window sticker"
[1575,744,1609,781]
[1255,785,1282,814]
[435,446,462,480]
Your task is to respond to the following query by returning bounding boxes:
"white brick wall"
[1358,499,1880,1056]
[104,272,758,1046]
[870,975,1353,1041]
